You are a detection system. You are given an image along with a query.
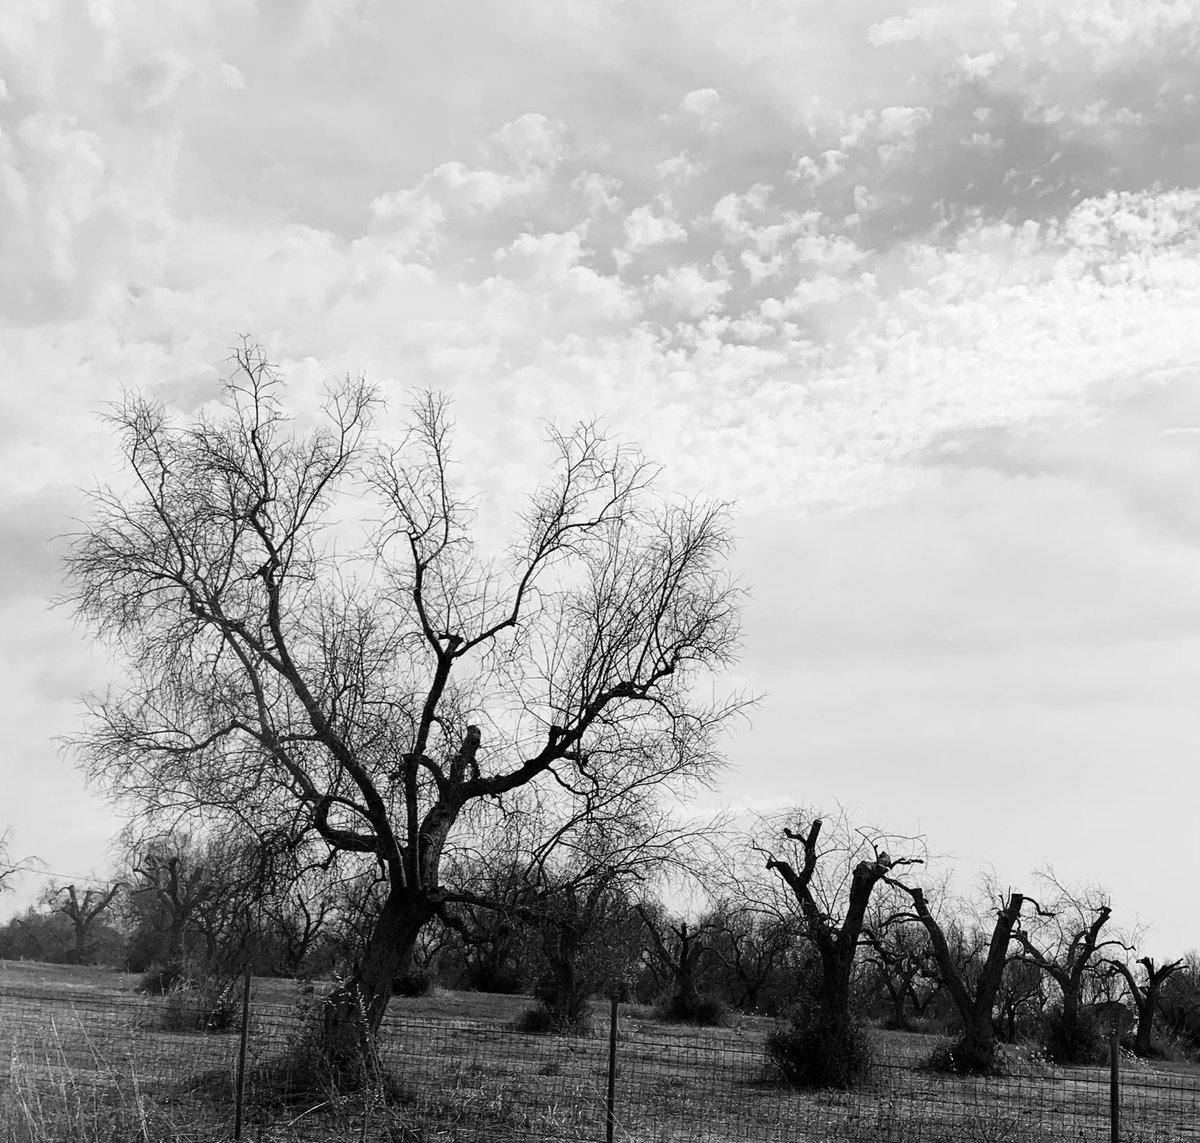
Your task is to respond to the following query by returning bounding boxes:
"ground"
[1,960,1197,1142]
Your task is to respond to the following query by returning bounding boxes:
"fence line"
[2,979,1198,1142]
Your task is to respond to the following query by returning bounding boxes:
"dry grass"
[2,961,1199,1142]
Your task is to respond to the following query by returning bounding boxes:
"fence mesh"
[2,974,1198,1142]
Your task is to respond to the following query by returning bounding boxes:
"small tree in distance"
[63,344,747,1074]
[44,882,122,965]
[636,903,723,1023]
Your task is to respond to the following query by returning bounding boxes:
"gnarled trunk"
[895,886,1025,1075]
[322,888,433,1075]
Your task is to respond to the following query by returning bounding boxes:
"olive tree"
[64,345,745,1067]
[887,881,1030,1074]
[1010,875,1126,1063]
[762,811,922,1087]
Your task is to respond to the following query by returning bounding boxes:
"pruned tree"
[1107,955,1185,1057]
[44,881,123,965]
[762,812,922,1087]
[887,881,1029,1074]
[64,344,746,1069]
[1010,874,1127,1063]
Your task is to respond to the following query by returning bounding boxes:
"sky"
[1,0,1198,958]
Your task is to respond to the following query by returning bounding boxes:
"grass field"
[2,960,1198,1142]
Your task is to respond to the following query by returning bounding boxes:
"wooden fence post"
[1110,1022,1120,1143]
[606,994,619,1143]
[234,969,252,1141]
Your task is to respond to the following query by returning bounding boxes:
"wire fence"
[2,976,1198,1142]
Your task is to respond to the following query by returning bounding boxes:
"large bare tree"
[64,345,745,1065]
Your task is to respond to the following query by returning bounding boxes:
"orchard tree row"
[3,814,1197,1081]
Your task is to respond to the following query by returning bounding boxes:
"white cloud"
[571,170,622,214]
[650,263,732,317]
[679,86,721,129]
[487,112,567,173]
[866,10,941,47]
[654,152,708,183]
[218,61,245,90]
[958,49,999,79]
[495,229,584,283]
[623,202,687,251]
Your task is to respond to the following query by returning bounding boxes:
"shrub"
[654,991,729,1027]
[139,962,184,995]
[517,999,593,1036]
[925,1038,994,1076]
[161,975,239,1032]
[515,1004,560,1035]
[393,970,434,997]
[766,999,874,1089]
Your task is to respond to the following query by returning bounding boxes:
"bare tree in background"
[1107,955,1184,1057]
[449,789,703,1029]
[44,881,122,965]
[703,900,798,1014]
[861,907,940,1032]
[130,836,218,966]
[636,903,723,1021]
[64,344,746,1069]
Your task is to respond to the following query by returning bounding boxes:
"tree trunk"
[889,982,911,1031]
[955,1008,999,1074]
[545,956,578,1025]
[322,888,432,1075]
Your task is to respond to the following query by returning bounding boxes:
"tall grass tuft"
[2,1020,178,1142]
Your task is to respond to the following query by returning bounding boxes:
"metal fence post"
[234,969,253,1141]
[606,994,619,1143]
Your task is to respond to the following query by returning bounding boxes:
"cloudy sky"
[1,0,1198,955]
